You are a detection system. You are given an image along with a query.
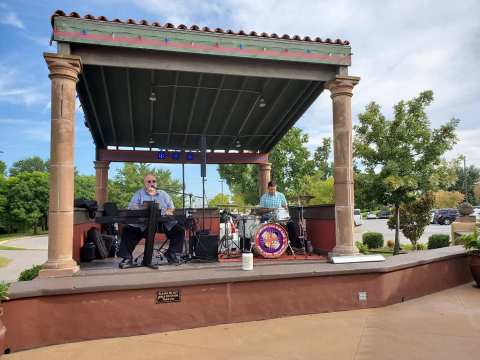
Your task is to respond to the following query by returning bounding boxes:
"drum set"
[218,195,313,259]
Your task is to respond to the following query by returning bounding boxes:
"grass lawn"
[0,244,27,250]
[0,231,48,241]
[0,256,12,267]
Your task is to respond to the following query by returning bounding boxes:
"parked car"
[433,208,459,225]
[354,209,363,226]
[473,207,480,221]
[377,210,391,219]
[366,212,377,219]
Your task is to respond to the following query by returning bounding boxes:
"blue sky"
[0,0,479,202]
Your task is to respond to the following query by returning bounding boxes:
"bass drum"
[252,223,289,258]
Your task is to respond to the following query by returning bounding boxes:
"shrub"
[402,243,427,251]
[362,232,384,249]
[18,265,42,281]
[386,240,395,248]
[0,282,9,301]
[428,234,450,249]
[355,241,369,254]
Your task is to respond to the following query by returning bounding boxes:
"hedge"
[428,234,450,249]
[362,232,384,249]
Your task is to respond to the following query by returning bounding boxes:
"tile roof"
[51,10,350,46]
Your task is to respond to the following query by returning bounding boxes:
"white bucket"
[242,252,253,270]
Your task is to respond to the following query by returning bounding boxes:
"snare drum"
[252,223,289,258]
[272,208,290,223]
[237,215,260,239]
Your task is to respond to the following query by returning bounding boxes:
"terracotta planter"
[469,251,480,287]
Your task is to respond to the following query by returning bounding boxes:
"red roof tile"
[51,10,350,46]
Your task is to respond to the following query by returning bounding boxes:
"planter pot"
[469,251,480,287]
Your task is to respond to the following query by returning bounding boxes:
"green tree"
[208,193,230,207]
[9,156,49,176]
[0,161,6,177]
[354,172,380,211]
[433,190,464,209]
[354,91,458,254]
[74,175,96,200]
[298,175,334,205]
[219,127,315,204]
[313,137,332,179]
[449,162,480,204]
[0,176,8,233]
[388,193,435,248]
[109,163,182,208]
[6,172,49,234]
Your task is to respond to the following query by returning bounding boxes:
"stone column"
[258,163,272,195]
[39,53,82,278]
[94,160,110,207]
[325,75,360,255]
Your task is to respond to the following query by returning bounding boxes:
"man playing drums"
[259,180,301,248]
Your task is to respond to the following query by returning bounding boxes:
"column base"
[330,244,359,256]
[38,259,79,278]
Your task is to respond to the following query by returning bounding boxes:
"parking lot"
[354,219,451,245]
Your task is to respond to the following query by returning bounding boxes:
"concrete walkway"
[0,236,47,282]
[5,282,479,360]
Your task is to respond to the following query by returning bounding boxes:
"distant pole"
[219,179,224,199]
[463,156,468,202]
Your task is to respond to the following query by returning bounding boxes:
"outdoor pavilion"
[41,10,360,278]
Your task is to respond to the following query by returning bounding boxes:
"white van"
[354,209,363,226]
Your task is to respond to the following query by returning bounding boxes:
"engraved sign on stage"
[156,289,181,303]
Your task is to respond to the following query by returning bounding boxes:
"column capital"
[44,52,82,82]
[94,160,110,170]
[325,75,360,98]
[259,162,272,170]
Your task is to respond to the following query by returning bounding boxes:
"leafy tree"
[0,161,6,177]
[388,193,435,248]
[219,127,315,204]
[0,177,7,233]
[9,156,49,176]
[313,137,333,179]
[430,158,459,190]
[298,175,334,205]
[109,163,182,208]
[449,162,480,204]
[74,175,96,200]
[432,190,464,209]
[354,172,380,211]
[354,91,458,254]
[6,172,49,234]
[208,193,230,207]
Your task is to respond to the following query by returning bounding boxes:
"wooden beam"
[244,79,292,149]
[214,77,248,149]
[228,78,271,151]
[182,73,203,146]
[125,68,135,149]
[166,72,179,146]
[98,148,269,164]
[262,82,323,150]
[201,75,225,135]
[72,45,338,82]
[100,66,117,146]
[81,73,106,147]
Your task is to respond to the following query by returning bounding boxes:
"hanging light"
[258,96,266,108]
[235,139,242,148]
[148,137,155,145]
[148,91,157,102]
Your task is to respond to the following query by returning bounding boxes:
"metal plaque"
[156,289,181,303]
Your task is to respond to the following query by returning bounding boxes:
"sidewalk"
[5,282,479,360]
[0,236,47,282]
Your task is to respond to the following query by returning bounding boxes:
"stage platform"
[2,246,473,353]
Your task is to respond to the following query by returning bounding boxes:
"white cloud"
[0,63,48,106]
[0,11,24,29]
[445,128,480,167]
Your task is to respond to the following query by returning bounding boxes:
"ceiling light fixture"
[148,91,157,102]
[235,139,242,148]
[258,96,266,108]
